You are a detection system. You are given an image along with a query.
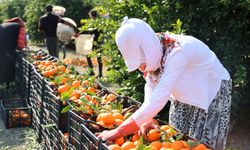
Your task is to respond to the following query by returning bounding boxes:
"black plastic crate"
[67,90,142,149]
[0,98,32,128]
[48,128,68,150]
[57,130,69,150]
[80,124,109,150]
[14,53,31,100]
[68,110,110,150]
[68,110,105,150]
[68,110,83,150]
[43,85,68,132]
[40,126,68,150]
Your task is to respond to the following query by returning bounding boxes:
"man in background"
[38,5,62,57]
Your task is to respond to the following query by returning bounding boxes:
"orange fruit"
[112,109,121,113]
[114,119,123,126]
[101,112,115,125]
[70,90,81,99]
[72,80,81,88]
[91,98,98,105]
[160,125,171,131]
[87,87,96,93]
[85,95,92,101]
[192,144,207,150]
[121,141,136,150]
[106,93,116,101]
[96,113,103,122]
[133,140,140,146]
[61,77,69,84]
[69,96,78,101]
[147,129,161,142]
[180,148,190,150]
[115,137,125,146]
[131,134,140,142]
[162,142,172,148]
[58,84,70,94]
[49,81,56,86]
[49,68,57,76]
[124,112,132,120]
[181,141,191,149]
[113,113,124,121]
[42,70,52,77]
[79,87,87,92]
[58,65,66,72]
[96,121,105,127]
[149,141,162,150]
[108,144,122,150]
[75,99,84,105]
[171,141,184,150]
[92,83,99,88]
[82,80,90,86]
[84,105,93,114]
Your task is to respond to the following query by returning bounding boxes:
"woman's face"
[138,63,147,72]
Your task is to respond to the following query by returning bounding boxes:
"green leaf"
[187,140,200,147]
[61,105,71,113]
[175,133,183,141]
[60,87,75,100]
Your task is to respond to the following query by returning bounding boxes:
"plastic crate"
[68,110,83,150]
[43,84,68,132]
[32,112,42,142]
[15,51,31,100]
[39,124,68,150]
[0,98,32,128]
[80,124,108,150]
[49,128,69,150]
[67,94,141,150]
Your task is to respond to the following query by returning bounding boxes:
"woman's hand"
[139,118,159,135]
[96,129,121,141]
[96,117,140,141]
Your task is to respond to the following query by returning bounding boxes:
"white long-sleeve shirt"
[132,35,230,126]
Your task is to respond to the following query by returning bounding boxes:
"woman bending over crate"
[97,17,231,150]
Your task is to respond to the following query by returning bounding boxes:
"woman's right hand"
[139,118,159,136]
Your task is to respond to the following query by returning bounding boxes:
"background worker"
[80,9,103,77]
[38,5,75,58]
[0,17,27,84]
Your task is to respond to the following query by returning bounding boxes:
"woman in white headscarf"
[97,17,231,150]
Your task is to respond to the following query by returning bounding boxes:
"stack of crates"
[29,65,44,141]
[15,51,31,99]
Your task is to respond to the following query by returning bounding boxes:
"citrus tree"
[23,0,93,42]
[0,0,28,22]
[80,0,250,119]
[79,0,182,100]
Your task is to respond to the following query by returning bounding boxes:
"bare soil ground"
[1,45,249,150]
[0,119,42,150]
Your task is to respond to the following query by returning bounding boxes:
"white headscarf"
[115,17,162,72]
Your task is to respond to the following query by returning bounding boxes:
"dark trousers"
[45,37,58,58]
[86,48,103,77]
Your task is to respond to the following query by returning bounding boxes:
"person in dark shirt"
[85,9,103,77]
[0,17,27,84]
[38,5,65,58]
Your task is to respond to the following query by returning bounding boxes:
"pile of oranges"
[108,137,211,150]
[31,55,212,150]
[107,124,211,150]
[96,109,125,129]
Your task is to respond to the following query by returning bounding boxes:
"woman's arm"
[132,47,191,126]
